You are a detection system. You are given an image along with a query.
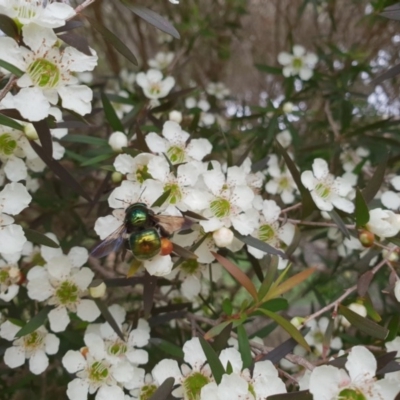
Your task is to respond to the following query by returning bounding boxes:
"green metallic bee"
[91,203,196,260]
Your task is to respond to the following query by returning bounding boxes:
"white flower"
[340,146,370,172]
[0,25,97,120]
[0,259,22,302]
[109,131,128,152]
[201,373,252,400]
[381,175,400,210]
[366,208,400,238]
[26,249,100,332]
[278,45,318,80]
[145,121,212,164]
[301,158,354,213]
[309,346,400,400]
[110,90,134,119]
[304,317,342,355]
[169,110,183,123]
[0,321,59,375]
[148,52,175,70]
[0,0,75,28]
[276,130,292,148]
[206,82,230,99]
[136,69,175,99]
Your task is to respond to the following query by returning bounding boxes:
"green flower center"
[315,182,331,199]
[89,361,109,383]
[210,198,230,218]
[24,331,44,350]
[338,388,366,400]
[181,259,199,275]
[259,224,276,243]
[136,165,152,183]
[0,134,17,156]
[140,384,158,400]
[167,146,185,164]
[278,176,290,190]
[55,281,79,305]
[108,342,128,357]
[13,2,38,20]
[0,269,9,283]
[292,57,303,69]
[149,83,161,96]
[183,372,210,400]
[164,183,182,204]
[27,58,60,88]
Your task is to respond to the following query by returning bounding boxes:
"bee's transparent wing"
[91,225,127,258]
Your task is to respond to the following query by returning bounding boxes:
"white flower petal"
[62,350,86,373]
[77,299,101,322]
[66,378,89,400]
[29,349,49,374]
[4,345,25,369]
[58,85,93,116]
[48,307,70,332]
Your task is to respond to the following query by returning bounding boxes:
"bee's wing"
[91,225,127,258]
[152,214,189,236]
[172,243,198,260]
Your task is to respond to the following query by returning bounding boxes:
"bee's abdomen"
[129,229,161,260]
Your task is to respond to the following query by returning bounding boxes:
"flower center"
[108,341,128,357]
[23,330,44,351]
[181,259,199,275]
[136,165,152,183]
[292,57,303,69]
[314,182,331,199]
[259,224,277,243]
[278,176,290,190]
[140,384,158,400]
[167,146,185,164]
[88,361,109,383]
[164,183,182,204]
[55,281,79,305]
[13,0,41,20]
[149,82,162,96]
[27,59,60,88]
[210,198,230,218]
[183,372,210,400]
[0,266,21,286]
[0,134,17,156]
[338,388,366,400]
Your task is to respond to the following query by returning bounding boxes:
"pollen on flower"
[88,360,109,382]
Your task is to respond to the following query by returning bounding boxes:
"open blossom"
[26,247,100,332]
[148,52,175,70]
[301,158,354,213]
[0,0,75,28]
[278,45,318,80]
[136,69,175,99]
[309,346,400,400]
[206,82,230,99]
[366,208,400,238]
[0,25,97,121]
[0,320,59,375]
[0,259,22,302]
[145,121,212,165]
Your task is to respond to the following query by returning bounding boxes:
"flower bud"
[24,123,38,140]
[290,316,305,329]
[169,110,182,123]
[213,227,234,248]
[89,281,107,298]
[282,102,294,114]
[383,247,399,262]
[109,131,128,152]
[341,302,367,328]
[111,171,123,183]
[394,280,400,302]
[358,230,375,248]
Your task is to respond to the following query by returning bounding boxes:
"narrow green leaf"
[16,306,52,338]
[381,4,400,21]
[0,113,24,131]
[386,315,400,342]
[122,3,180,39]
[204,321,232,341]
[212,323,232,353]
[355,188,370,227]
[62,134,107,146]
[85,16,138,65]
[58,32,92,56]
[23,229,60,248]
[255,64,282,74]
[362,156,387,203]
[151,338,184,358]
[151,189,171,208]
[328,210,350,239]
[257,256,279,299]
[338,304,388,340]
[199,336,225,384]
[0,14,19,40]
[94,299,124,341]
[237,325,252,369]
[275,140,315,218]
[222,298,233,315]
[101,92,125,133]
[0,59,23,77]
[258,309,310,351]
[234,231,287,259]
[148,377,175,400]
[257,298,289,313]
[80,153,114,166]
[33,119,53,159]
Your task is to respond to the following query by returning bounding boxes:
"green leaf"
[338,304,388,340]
[234,231,287,258]
[151,338,184,358]
[222,298,233,315]
[85,16,138,65]
[33,119,53,159]
[151,189,171,208]
[62,134,107,146]
[0,59,23,77]
[16,306,52,338]
[275,140,315,218]
[328,209,350,239]
[362,156,387,203]
[255,63,282,74]
[237,325,252,369]
[257,256,279,300]
[258,308,310,351]
[148,377,175,400]
[122,3,180,39]
[23,229,59,248]
[101,92,125,133]
[258,298,289,313]
[355,188,370,227]
[386,315,400,342]
[204,321,232,341]
[0,14,19,40]
[0,113,24,131]
[80,153,114,166]
[199,336,225,384]
[212,323,232,353]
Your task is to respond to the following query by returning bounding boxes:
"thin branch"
[74,0,97,14]
[0,75,17,102]
[282,217,356,230]
[324,101,341,139]
[281,202,302,214]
